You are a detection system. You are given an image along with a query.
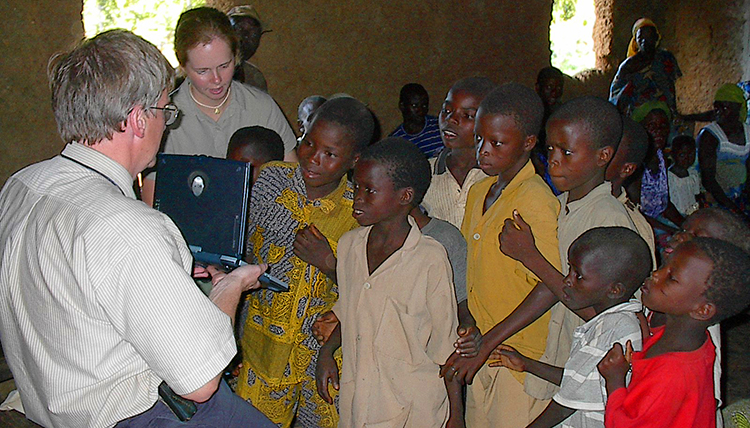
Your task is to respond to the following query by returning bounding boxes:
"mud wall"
[1,0,747,185]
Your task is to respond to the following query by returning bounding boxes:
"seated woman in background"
[141,6,297,205]
[609,18,682,118]
[697,83,750,219]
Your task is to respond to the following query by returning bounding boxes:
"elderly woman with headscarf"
[697,84,750,217]
[609,18,682,117]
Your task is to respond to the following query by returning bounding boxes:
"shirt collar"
[561,181,612,214]
[499,160,537,194]
[61,142,136,199]
[579,298,643,332]
[295,164,351,214]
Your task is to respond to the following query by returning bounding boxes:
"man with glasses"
[0,30,274,428]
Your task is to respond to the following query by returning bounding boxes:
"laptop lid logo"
[189,173,206,197]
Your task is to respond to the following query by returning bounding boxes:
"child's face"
[400,93,429,122]
[439,89,482,150]
[641,110,670,151]
[474,112,534,180]
[536,77,564,109]
[641,241,711,317]
[561,245,611,312]
[227,147,265,183]
[664,213,724,257]
[672,143,696,169]
[297,119,357,197]
[351,159,409,226]
[546,118,611,194]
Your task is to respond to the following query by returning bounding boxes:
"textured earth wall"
[1,0,746,185]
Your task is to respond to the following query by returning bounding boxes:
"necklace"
[188,83,231,115]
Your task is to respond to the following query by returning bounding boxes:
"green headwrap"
[715,83,748,123]
[631,100,671,123]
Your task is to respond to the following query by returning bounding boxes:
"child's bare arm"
[315,322,341,404]
[500,211,596,320]
[500,210,565,294]
[455,301,482,358]
[444,373,465,428]
[489,344,563,385]
[526,401,576,428]
[441,282,558,384]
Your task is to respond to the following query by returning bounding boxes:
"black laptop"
[153,154,251,268]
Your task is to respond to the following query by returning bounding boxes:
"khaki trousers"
[466,365,549,428]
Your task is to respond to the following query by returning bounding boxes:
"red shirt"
[605,325,716,428]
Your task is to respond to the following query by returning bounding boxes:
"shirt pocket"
[373,297,429,367]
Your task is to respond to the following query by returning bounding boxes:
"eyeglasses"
[148,103,180,126]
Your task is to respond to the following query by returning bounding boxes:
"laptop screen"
[153,154,252,268]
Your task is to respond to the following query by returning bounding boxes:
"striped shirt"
[553,300,643,428]
[390,115,443,158]
[0,143,236,428]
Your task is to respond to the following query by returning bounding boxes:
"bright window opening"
[82,0,206,67]
[550,0,597,76]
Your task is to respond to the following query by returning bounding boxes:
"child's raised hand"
[498,210,537,263]
[293,224,336,274]
[315,349,339,404]
[597,342,630,394]
[312,311,339,345]
[488,344,527,372]
[454,324,482,357]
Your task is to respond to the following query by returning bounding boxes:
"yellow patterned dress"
[237,162,358,428]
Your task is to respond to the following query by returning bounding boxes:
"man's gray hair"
[48,29,174,145]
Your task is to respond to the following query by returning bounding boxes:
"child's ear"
[690,301,717,322]
[596,146,615,167]
[399,187,415,206]
[619,162,638,179]
[523,135,538,153]
[351,153,360,169]
[607,282,626,300]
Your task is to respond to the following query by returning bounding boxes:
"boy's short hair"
[691,237,750,324]
[360,137,431,206]
[227,126,284,162]
[449,77,496,99]
[549,96,623,151]
[671,134,696,152]
[690,208,750,254]
[310,97,375,153]
[620,117,649,164]
[571,226,653,297]
[399,83,428,103]
[536,66,563,84]
[478,83,544,137]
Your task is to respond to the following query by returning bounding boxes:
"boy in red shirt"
[598,238,750,428]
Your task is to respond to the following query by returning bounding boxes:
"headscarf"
[627,18,662,57]
[715,83,748,123]
[631,100,671,123]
